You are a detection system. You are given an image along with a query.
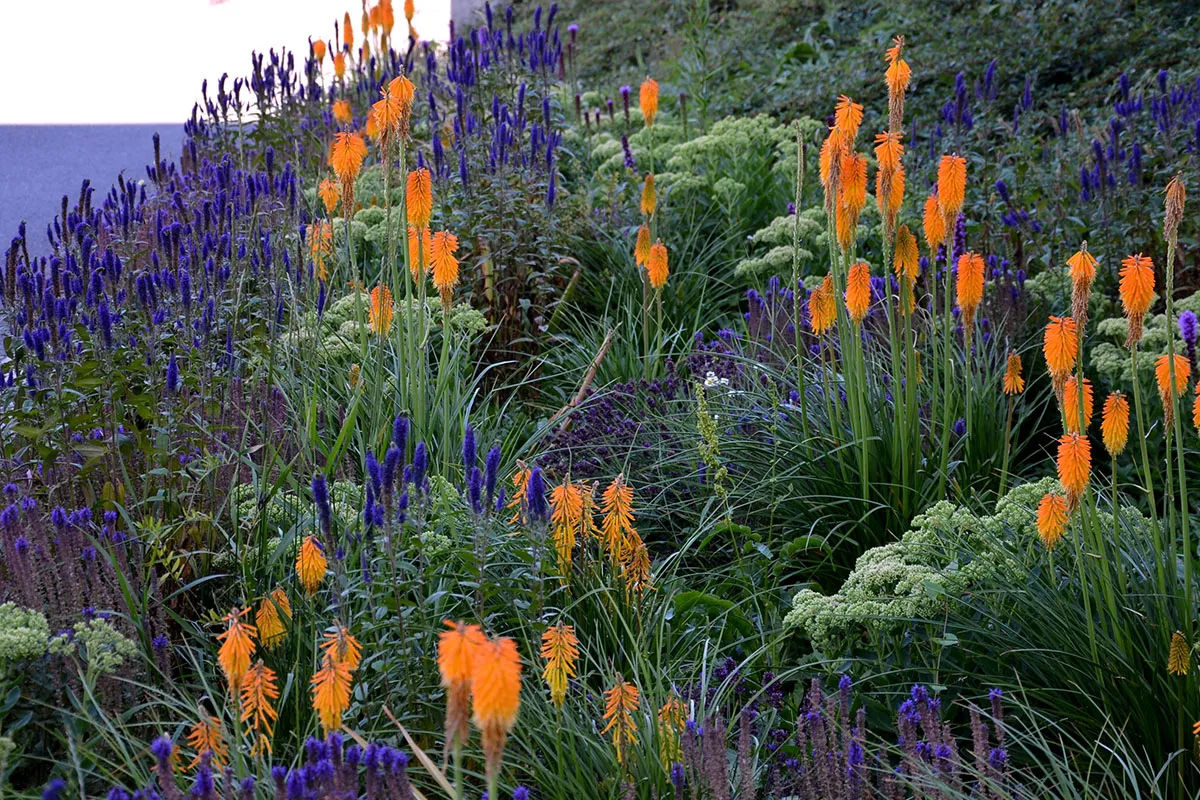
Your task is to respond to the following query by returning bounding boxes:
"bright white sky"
[2,0,452,124]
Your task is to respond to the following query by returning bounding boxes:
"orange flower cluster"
[1036,493,1068,550]
[1118,254,1155,348]
[505,461,532,525]
[216,607,256,689]
[647,241,670,290]
[657,696,687,769]
[845,262,872,325]
[922,193,945,251]
[308,221,334,281]
[255,587,291,650]
[640,173,657,217]
[1155,353,1191,424]
[311,622,362,733]
[1042,316,1078,392]
[372,74,416,144]
[406,167,433,229]
[874,131,905,234]
[318,178,341,217]
[808,276,837,335]
[436,622,523,785]
[431,230,461,305]
[1194,384,1200,432]
[634,225,651,268]
[1002,352,1025,395]
[539,621,580,708]
[639,77,659,126]
[1057,432,1091,511]
[601,677,641,766]
[819,95,871,253]
[241,661,280,755]
[1067,243,1097,328]
[550,477,599,577]
[1062,376,1094,434]
[1101,392,1130,455]
[408,224,432,280]
[329,132,368,215]
[598,473,653,595]
[186,714,228,771]
[472,636,522,786]
[955,252,985,329]
[369,284,394,335]
[296,535,328,596]
[884,36,911,132]
[936,154,967,224]
[894,225,919,313]
[438,621,487,749]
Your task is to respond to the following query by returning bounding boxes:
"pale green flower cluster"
[282,291,485,370]
[0,603,51,666]
[237,481,362,531]
[1025,266,1118,325]
[785,479,1055,654]
[1089,289,1200,385]
[734,209,822,280]
[787,478,1151,654]
[48,618,137,675]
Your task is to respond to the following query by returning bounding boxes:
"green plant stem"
[1163,235,1192,641]
[999,394,1015,497]
[937,219,956,498]
[1130,345,1167,601]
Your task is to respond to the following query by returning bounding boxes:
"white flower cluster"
[702,371,730,389]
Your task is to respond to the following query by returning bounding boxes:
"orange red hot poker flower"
[1067,243,1098,327]
[406,167,433,229]
[408,225,432,281]
[1155,353,1190,424]
[922,194,945,252]
[845,262,872,325]
[955,252,985,328]
[834,96,864,141]
[1119,254,1155,348]
[634,225,651,267]
[1101,392,1130,455]
[471,635,523,786]
[808,276,837,335]
[296,535,328,596]
[639,77,659,126]
[1037,493,1068,550]
[540,622,579,709]
[1043,316,1078,385]
[1062,376,1094,434]
[640,173,657,217]
[431,230,461,304]
[216,607,256,689]
[647,241,669,290]
[1057,432,1091,510]
[329,132,368,183]
[884,36,911,132]
[1002,352,1025,395]
[936,154,967,223]
[369,284,394,335]
[438,621,486,749]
